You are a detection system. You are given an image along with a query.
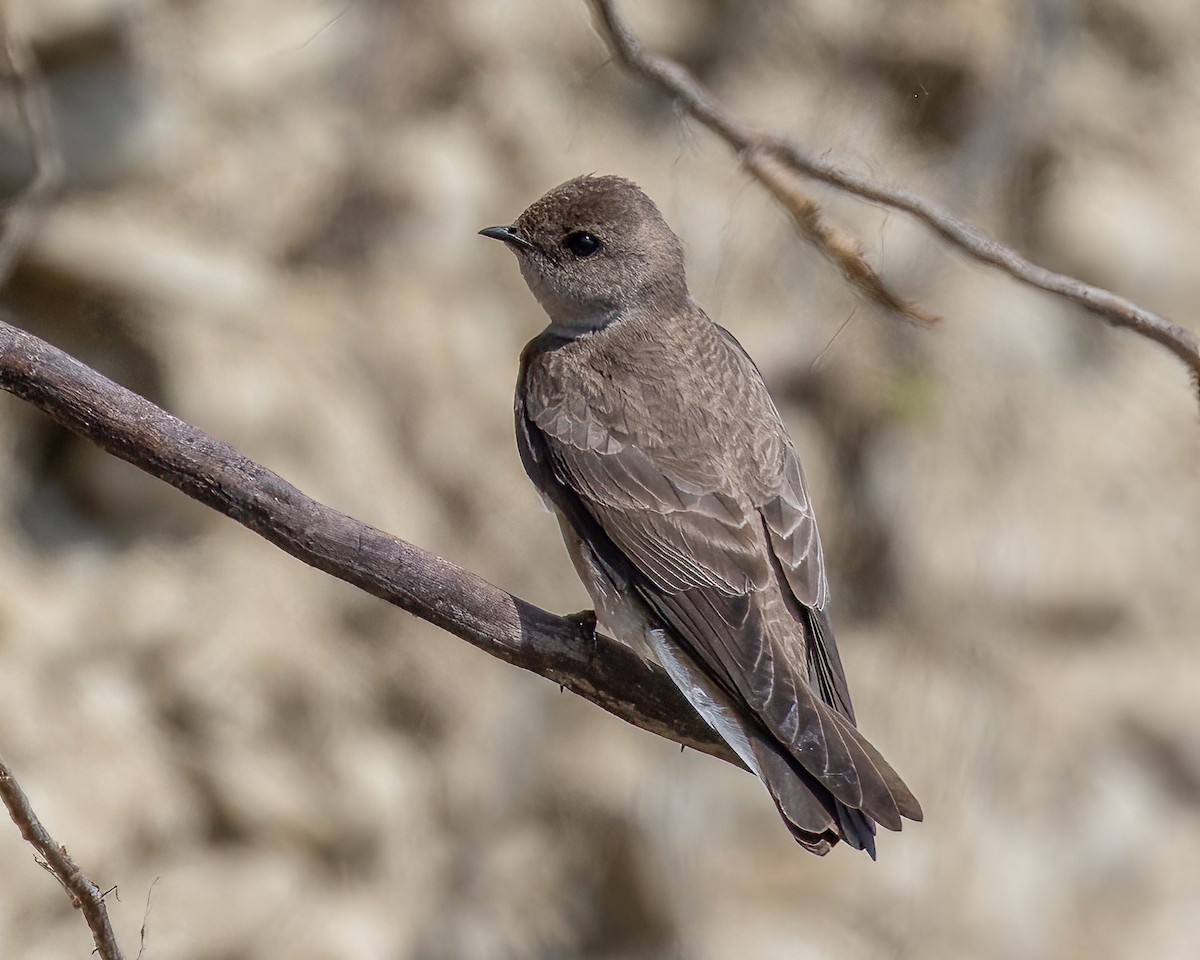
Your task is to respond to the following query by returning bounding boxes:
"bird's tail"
[650,630,915,857]
[746,731,879,857]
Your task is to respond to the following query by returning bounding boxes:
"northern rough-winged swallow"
[481,175,921,857]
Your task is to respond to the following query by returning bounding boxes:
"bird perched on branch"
[481,175,921,857]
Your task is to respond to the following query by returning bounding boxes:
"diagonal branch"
[588,0,1200,399]
[742,149,939,327]
[0,755,126,960]
[0,315,744,771]
[589,0,935,328]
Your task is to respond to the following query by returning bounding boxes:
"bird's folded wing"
[523,398,921,827]
[759,454,856,721]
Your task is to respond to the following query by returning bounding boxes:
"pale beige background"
[0,1,1198,958]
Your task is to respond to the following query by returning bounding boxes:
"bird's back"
[526,306,792,500]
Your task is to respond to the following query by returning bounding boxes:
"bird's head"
[480,175,689,335]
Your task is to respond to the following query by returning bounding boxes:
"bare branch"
[0,755,126,960]
[0,316,745,771]
[588,0,1200,398]
[588,0,934,327]
[0,12,64,288]
[743,149,939,327]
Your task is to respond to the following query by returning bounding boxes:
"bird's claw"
[565,609,598,640]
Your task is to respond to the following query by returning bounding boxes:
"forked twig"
[0,756,126,960]
[589,0,1200,398]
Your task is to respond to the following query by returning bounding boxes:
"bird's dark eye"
[563,230,603,258]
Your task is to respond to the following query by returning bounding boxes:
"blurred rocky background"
[0,0,1197,957]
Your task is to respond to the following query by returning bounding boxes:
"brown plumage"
[481,175,921,856]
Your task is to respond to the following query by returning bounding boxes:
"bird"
[480,174,921,857]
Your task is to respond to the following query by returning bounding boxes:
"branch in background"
[744,150,939,327]
[588,0,1200,399]
[0,756,126,960]
[591,0,937,328]
[0,317,744,770]
[0,12,63,288]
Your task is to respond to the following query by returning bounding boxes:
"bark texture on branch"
[588,0,1200,399]
[0,315,743,769]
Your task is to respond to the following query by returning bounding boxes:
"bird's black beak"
[479,224,536,253]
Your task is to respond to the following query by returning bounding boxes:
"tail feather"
[650,627,915,856]
[748,724,878,859]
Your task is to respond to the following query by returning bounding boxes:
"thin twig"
[0,12,64,288]
[587,0,1200,399]
[588,0,935,328]
[0,316,745,771]
[136,878,159,960]
[0,756,126,960]
[744,149,939,326]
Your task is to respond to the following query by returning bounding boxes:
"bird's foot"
[565,608,598,641]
